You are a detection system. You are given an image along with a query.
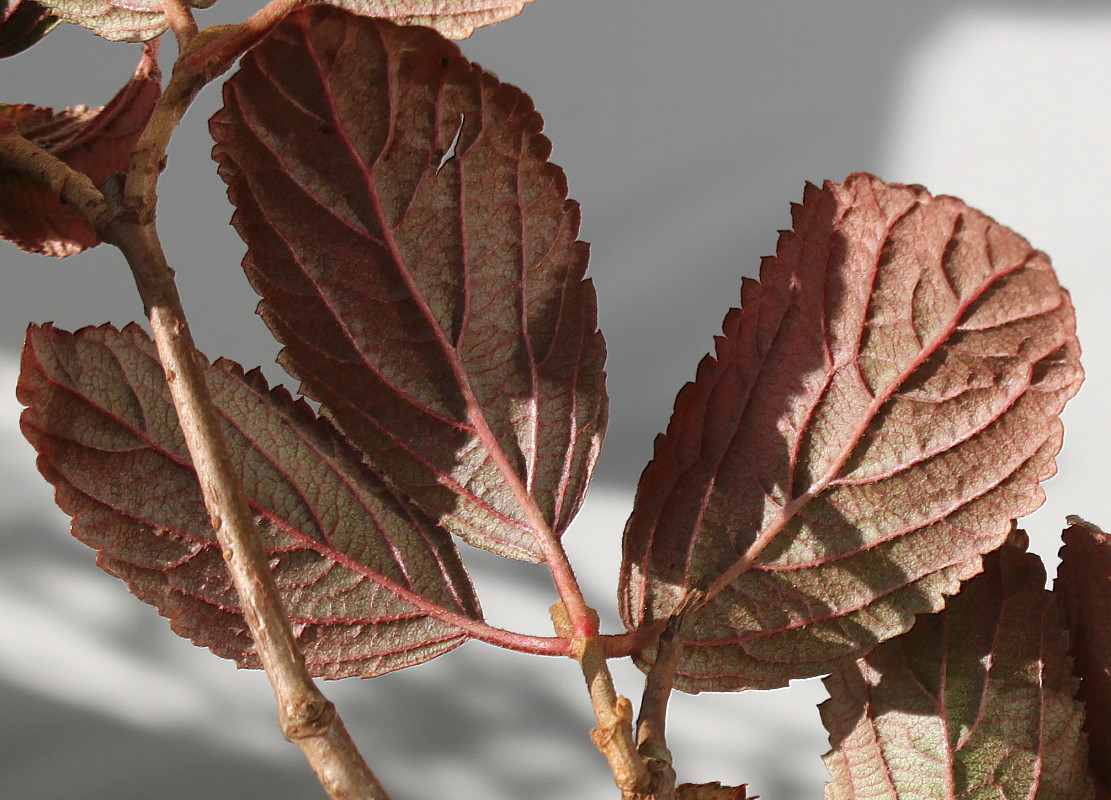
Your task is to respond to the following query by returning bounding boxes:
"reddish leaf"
[37,0,216,42]
[0,45,159,256]
[1,0,59,57]
[18,323,482,678]
[820,533,1092,800]
[676,782,751,799]
[1056,517,1111,796]
[326,0,536,39]
[620,173,1083,691]
[211,9,606,562]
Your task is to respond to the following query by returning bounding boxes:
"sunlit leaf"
[211,8,606,562]
[621,173,1083,691]
[325,0,535,39]
[37,0,531,42]
[0,0,59,57]
[19,323,481,678]
[0,45,158,256]
[1056,517,1111,796]
[37,0,216,42]
[821,533,1092,800]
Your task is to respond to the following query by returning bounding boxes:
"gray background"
[3,1,1110,798]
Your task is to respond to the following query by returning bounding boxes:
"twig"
[552,602,652,798]
[183,0,307,76]
[635,590,705,800]
[5,22,391,799]
[0,130,111,229]
[117,15,390,792]
[102,209,389,800]
[159,0,198,49]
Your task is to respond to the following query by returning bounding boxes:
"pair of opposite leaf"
[12,7,1107,798]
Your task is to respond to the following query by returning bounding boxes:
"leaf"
[820,533,1093,800]
[210,8,607,562]
[38,0,531,42]
[0,0,59,57]
[0,45,159,256]
[620,173,1083,691]
[36,0,216,42]
[1056,517,1111,796]
[676,782,752,800]
[18,323,482,678]
[325,0,536,39]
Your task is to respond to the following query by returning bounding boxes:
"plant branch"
[183,0,307,76]
[100,201,390,800]
[0,129,111,229]
[552,602,652,798]
[65,13,388,792]
[121,59,205,223]
[159,0,198,49]
[125,0,306,223]
[3,112,389,797]
[635,590,704,800]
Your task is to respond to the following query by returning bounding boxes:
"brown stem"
[3,30,390,800]
[122,62,204,223]
[0,130,111,229]
[635,591,704,800]
[99,204,387,800]
[114,21,389,793]
[552,603,652,798]
[184,0,307,76]
[159,0,198,48]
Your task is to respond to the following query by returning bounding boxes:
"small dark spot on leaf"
[440,56,451,68]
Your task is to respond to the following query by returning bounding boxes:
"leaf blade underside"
[38,0,531,42]
[0,45,159,256]
[210,9,607,562]
[820,534,1092,800]
[620,173,1083,691]
[36,0,216,42]
[18,323,481,678]
[1055,517,1111,797]
[325,0,536,39]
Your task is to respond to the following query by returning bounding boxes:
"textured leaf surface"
[620,173,1083,691]
[0,0,58,57]
[0,46,158,256]
[325,0,535,39]
[1056,517,1111,796]
[37,0,216,42]
[820,534,1092,800]
[18,323,481,678]
[211,9,606,562]
[38,0,529,42]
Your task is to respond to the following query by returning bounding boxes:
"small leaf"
[1056,517,1111,796]
[18,323,481,678]
[211,8,607,562]
[324,0,536,39]
[0,45,159,256]
[621,173,1083,691]
[820,533,1092,800]
[36,0,216,42]
[0,0,59,57]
